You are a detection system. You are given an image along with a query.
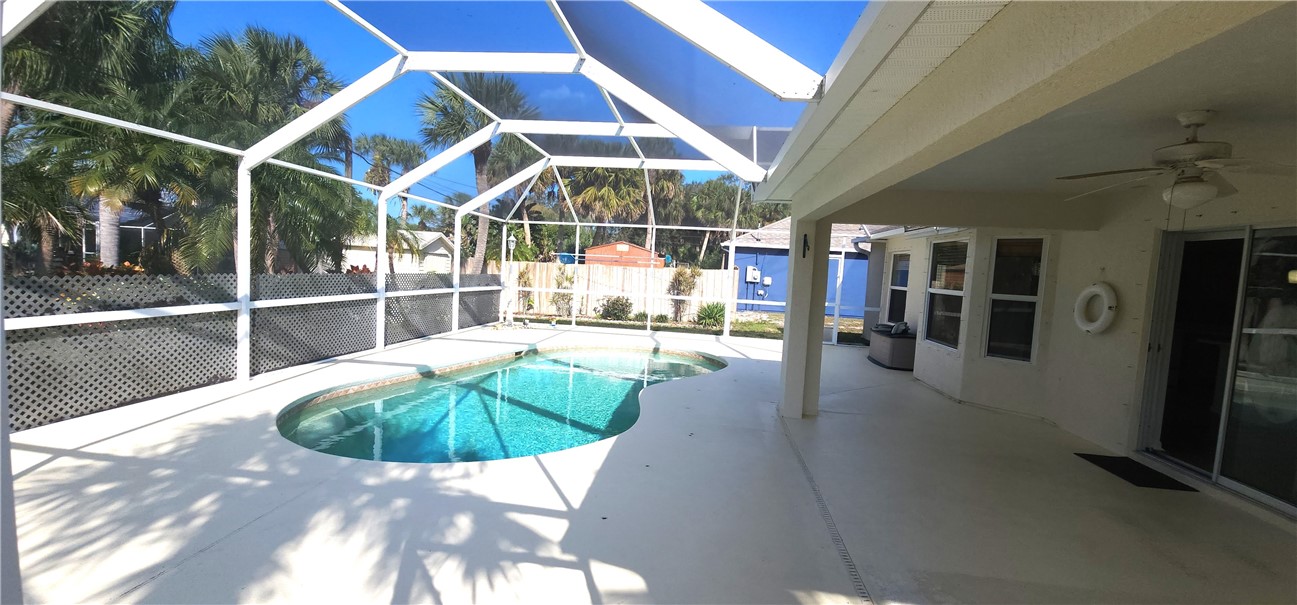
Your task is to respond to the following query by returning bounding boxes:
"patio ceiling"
[893,4,1297,200]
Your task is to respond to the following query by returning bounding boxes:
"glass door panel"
[1158,238,1244,471]
[1220,227,1297,506]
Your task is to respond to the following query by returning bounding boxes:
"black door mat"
[1075,454,1198,491]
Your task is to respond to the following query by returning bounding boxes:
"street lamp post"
[506,233,517,326]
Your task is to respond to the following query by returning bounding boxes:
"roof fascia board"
[756,0,928,201]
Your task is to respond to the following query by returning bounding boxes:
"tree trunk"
[400,196,409,224]
[0,83,22,141]
[344,144,353,180]
[698,230,710,264]
[263,214,279,273]
[38,217,56,274]
[521,204,532,247]
[98,197,121,267]
[470,144,492,274]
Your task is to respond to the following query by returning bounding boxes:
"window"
[986,238,1045,361]
[925,241,968,348]
[886,253,910,323]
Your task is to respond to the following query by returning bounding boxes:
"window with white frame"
[986,238,1045,361]
[886,253,910,323]
[925,240,968,348]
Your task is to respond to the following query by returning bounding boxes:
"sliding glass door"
[1218,228,1297,508]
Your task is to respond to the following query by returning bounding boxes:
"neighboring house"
[723,218,895,321]
[342,230,453,274]
[583,241,664,267]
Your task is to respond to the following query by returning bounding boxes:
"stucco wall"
[957,228,1062,420]
[874,176,1295,454]
[877,229,974,399]
[1043,178,1297,453]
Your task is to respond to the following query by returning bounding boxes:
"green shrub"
[694,302,726,327]
[652,314,670,324]
[632,311,648,322]
[597,296,634,321]
[552,266,574,316]
[667,265,702,322]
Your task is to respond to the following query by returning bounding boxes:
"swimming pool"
[277,348,725,463]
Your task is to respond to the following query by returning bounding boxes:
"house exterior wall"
[733,247,870,318]
[872,177,1295,455]
[342,245,452,274]
[1041,179,1296,454]
[585,243,663,268]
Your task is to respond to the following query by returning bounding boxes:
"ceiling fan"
[1056,110,1294,208]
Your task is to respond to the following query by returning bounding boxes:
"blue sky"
[168,1,864,209]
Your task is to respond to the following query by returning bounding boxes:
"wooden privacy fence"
[490,261,736,320]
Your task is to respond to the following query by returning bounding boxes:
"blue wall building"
[724,218,891,319]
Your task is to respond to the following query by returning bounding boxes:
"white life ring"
[1075,282,1117,334]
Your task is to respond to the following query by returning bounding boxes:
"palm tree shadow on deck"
[13,353,848,604]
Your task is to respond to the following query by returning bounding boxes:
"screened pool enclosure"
[0,0,865,430]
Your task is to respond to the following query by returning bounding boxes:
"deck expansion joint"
[779,415,873,604]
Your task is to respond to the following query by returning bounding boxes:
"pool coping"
[275,344,729,425]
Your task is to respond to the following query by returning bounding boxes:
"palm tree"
[407,204,440,230]
[355,133,426,222]
[182,27,363,273]
[418,74,538,273]
[486,134,544,245]
[564,167,644,224]
[27,80,205,268]
[1,1,179,138]
[1,141,86,272]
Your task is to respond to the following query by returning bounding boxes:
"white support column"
[832,251,845,345]
[554,167,581,327]
[643,168,654,332]
[236,168,252,382]
[375,197,388,350]
[779,216,831,418]
[571,224,581,327]
[500,221,509,325]
[723,182,742,337]
[0,8,23,599]
[452,215,462,332]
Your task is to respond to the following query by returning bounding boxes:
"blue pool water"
[277,349,724,463]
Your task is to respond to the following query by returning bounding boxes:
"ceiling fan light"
[1162,180,1218,209]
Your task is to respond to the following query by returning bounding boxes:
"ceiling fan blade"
[1196,158,1296,176]
[1055,167,1166,180]
[1064,173,1164,202]
[1203,171,1238,199]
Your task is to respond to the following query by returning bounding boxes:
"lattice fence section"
[251,300,376,375]
[461,273,503,288]
[6,313,237,431]
[385,293,454,345]
[387,273,452,291]
[253,274,377,300]
[459,289,501,329]
[5,274,236,317]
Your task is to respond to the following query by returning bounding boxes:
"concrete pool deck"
[10,326,1296,603]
